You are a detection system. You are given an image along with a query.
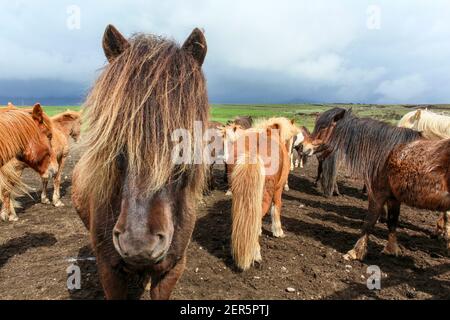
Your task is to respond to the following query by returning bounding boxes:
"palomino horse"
[72,25,209,299]
[0,104,58,221]
[0,110,81,221]
[305,108,450,260]
[227,118,295,271]
[399,109,450,140]
[399,109,450,237]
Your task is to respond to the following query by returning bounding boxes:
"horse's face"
[20,104,58,178]
[102,25,208,267]
[301,124,335,157]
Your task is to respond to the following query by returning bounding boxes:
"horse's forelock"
[76,33,209,207]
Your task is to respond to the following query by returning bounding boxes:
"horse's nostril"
[156,233,165,241]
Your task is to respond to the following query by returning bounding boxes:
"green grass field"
[3,103,450,131]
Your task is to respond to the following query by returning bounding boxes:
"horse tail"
[231,154,265,271]
[0,161,28,201]
[321,150,339,197]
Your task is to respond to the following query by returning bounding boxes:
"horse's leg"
[271,188,285,238]
[96,254,128,300]
[333,180,341,196]
[382,199,402,256]
[223,163,228,184]
[345,197,385,260]
[1,190,12,221]
[41,177,51,204]
[150,256,186,300]
[52,156,65,207]
[444,211,450,252]
[434,212,446,238]
[315,159,323,186]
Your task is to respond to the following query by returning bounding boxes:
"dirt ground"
[0,147,449,300]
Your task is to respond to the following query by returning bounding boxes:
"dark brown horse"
[72,25,209,299]
[311,108,347,197]
[304,108,450,260]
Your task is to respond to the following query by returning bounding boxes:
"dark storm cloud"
[1,0,450,105]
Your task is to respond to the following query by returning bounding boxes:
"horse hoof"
[284,186,290,192]
[41,198,51,205]
[225,190,232,196]
[343,249,359,261]
[9,215,19,222]
[273,230,285,238]
[53,201,64,207]
[382,245,402,257]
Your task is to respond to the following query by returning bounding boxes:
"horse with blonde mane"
[0,104,58,221]
[399,109,450,238]
[253,117,303,192]
[72,25,209,299]
[227,118,297,271]
[399,109,450,140]
[0,109,81,221]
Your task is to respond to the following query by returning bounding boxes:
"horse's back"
[387,139,450,211]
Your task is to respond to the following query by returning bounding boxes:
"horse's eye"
[117,153,127,171]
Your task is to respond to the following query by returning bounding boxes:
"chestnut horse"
[398,109,450,238]
[0,110,81,221]
[0,104,58,221]
[227,119,293,271]
[72,25,209,299]
[306,108,450,260]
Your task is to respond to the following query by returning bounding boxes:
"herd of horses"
[0,25,449,300]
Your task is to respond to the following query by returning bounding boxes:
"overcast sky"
[1,0,450,104]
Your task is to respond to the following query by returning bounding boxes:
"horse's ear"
[32,103,44,124]
[300,126,311,136]
[182,28,207,66]
[102,24,130,63]
[333,109,347,122]
[414,110,422,121]
[290,119,296,125]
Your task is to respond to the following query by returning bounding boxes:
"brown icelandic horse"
[0,104,58,219]
[304,108,450,260]
[0,103,59,221]
[227,119,293,271]
[0,110,81,221]
[72,25,209,299]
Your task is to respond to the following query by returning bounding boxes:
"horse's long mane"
[76,34,209,205]
[0,109,42,167]
[254,117,299,143]
[324,108,422,193]
[398,109,450,140]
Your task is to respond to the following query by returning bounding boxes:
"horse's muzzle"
[112,227,170,266]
